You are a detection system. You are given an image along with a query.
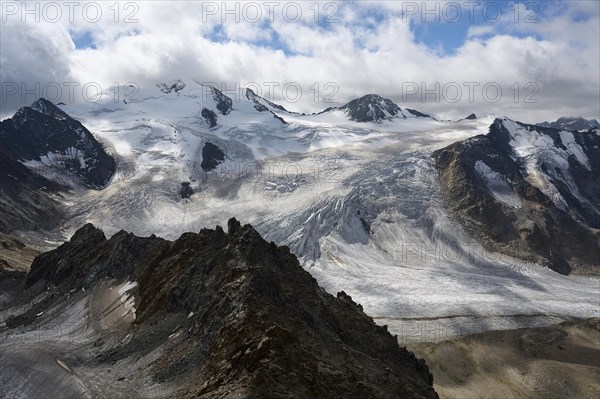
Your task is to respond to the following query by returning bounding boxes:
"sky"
[1,0,599,123]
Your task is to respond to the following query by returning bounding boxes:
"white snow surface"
[117,281,138,296]
[501,117,590,211]
[474,161,522,208]
[116,281,137,319]
[21,147,90,188]
[558,130,591,170]
[44,83,599,342]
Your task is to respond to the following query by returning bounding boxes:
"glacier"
[25,80,599,342]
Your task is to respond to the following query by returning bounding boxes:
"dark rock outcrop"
[271,111,288,125]
[433,118,600,274]
[180,182,194,199]
[0,98,116,188]
[201,108,218,128]
[245,88,293,114]
[405,108,434,119]
[210,86,233,116]
[22,220,438,398]
[200,142,225,172]
[198,86,234,127]
[253,103,269,112]
[340,94,403,122]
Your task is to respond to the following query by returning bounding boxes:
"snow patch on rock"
[474,161,522,208]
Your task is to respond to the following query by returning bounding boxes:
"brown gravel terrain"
[0,233,40,273]
[409,318,600,399]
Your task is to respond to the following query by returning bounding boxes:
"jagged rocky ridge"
[18,219,437,398]
[434,118,600,274]
[0,98,115,188]
[244,88,290,124]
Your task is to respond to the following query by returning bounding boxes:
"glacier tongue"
[60,148,599,342]
[298,152,599,342]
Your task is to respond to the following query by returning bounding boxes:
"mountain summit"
[434,118,600,274]
[321,94,432,123]
[29,98,71,120]
[0,98,115,188]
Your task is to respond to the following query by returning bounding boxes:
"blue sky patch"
[71,30,96,50]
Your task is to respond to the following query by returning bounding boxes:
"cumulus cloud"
[1,0,598,123]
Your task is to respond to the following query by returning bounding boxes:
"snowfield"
[502,117,592,212]
[34,81,599,342]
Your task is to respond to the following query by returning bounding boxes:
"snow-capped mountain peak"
[538,116,600,131]
[156,79,186,94]
[318,94,433,123]
[29,97,70,120]
[0,99,116,188]
[490,117,598,222]
[339,94,402,122]
[434,116,600,274]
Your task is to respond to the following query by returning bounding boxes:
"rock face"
[0,147,64,234]
[340,94,403,122]
[433,118,600,274]
[180,182,194,199]
[210,86,233,116]
[245,88,290,114]
[199,86,234,127]
[22,220,438,398]
[0,98,116,188]
[244,88,291,124]
[321,94,432,123]
[405,108,433,119]
[201,107,218,128]
[200,142,226,172]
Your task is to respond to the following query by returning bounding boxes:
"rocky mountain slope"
[434,118,600,274]
[461,113,477,121]
[411,318,600,399]
[4,219,438,398]
[320,94,433,123]
[0,98,115,188]
[538,116,600,131]
[0,147,64,234]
